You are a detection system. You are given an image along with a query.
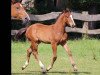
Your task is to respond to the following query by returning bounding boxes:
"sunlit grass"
[11,39,100,75]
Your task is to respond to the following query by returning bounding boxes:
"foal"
[22,9,77,73]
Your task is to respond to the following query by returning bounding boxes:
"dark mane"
[55,12,63,21]
[55,8,71,22]
[65,8,71,12]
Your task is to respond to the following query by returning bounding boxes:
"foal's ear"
[11,0,22,4]
[19,0,22,3]
[65,8,71,12]
[62,10,66,13]
[11,0,16,4]
[62,8,71,13]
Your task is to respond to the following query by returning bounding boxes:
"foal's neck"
[54,14,66,33]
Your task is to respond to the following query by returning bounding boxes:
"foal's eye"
[66,16,68,18]
[16,7,20,9]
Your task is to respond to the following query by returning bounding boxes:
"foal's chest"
[55,32,68,43]
[60,33,68,42]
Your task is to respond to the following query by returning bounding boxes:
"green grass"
[11,39,100,75]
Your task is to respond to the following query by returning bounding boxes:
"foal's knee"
[27,48,32,53]
[68,51,72,56]
[69,53,72,56]
[53,56,57,61]
[27,48,32,57]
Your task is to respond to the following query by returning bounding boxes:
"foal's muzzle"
[22,17,30,26]
[71,24,76,28]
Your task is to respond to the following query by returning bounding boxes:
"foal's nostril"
[72,25,76,28]
[24,17,29,22]
[74,25,76,27]
[25,17,28,20]
[22,17,30,25]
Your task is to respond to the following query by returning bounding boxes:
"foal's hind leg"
[61,42,78,71]
[47,42,57,71]
[22,47,32,70]
[31,41,46,73]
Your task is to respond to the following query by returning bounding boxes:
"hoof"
[22,67,25,70]
[46,68,51,72]
[46,66,52,72]
[41,68,47,74]
[74,69,78,72]
[46,69,49,72]
[42,71,46,74]
[72,64,78,72]
[73,67,78,72]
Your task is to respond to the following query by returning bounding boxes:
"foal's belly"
[37,31,53,44]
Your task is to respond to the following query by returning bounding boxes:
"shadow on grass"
[47,71,91,75]
[12,72,33,75]
[12,71,91,75]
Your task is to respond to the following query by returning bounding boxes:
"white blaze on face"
[24,11,30,20]
[22,61,29,68]
[19,4,23,7]
[69,15,76,26]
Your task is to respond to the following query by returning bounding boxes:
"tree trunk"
[56,0,64,10]
[46,0,54,10]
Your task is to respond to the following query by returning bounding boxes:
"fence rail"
[65,27,100,34]
[11,11,100,36]
[27,11,100,21]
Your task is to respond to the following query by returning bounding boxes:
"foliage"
[24,0,55,14]
[71,0,100,4]
[69,0,100,11]
[23,0,100,14]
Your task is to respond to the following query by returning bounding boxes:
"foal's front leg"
[61,43,78,71]
[22,47,32,70]
[47,43,57,71]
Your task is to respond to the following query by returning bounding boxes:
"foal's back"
[25,23,54,43]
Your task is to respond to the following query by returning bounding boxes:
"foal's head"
[62,9,76,28]
[11,1,30,25]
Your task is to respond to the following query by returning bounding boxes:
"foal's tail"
[15,26,29,39]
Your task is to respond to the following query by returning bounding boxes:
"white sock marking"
[39,60,44,69]
[23,61,29,68]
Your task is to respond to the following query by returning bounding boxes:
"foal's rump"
[26,23,54,43]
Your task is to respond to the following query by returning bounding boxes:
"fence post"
[82,11,89,39]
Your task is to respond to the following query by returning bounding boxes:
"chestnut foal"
[22,9,77,73]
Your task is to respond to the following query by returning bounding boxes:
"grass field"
[11,39,100,75]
